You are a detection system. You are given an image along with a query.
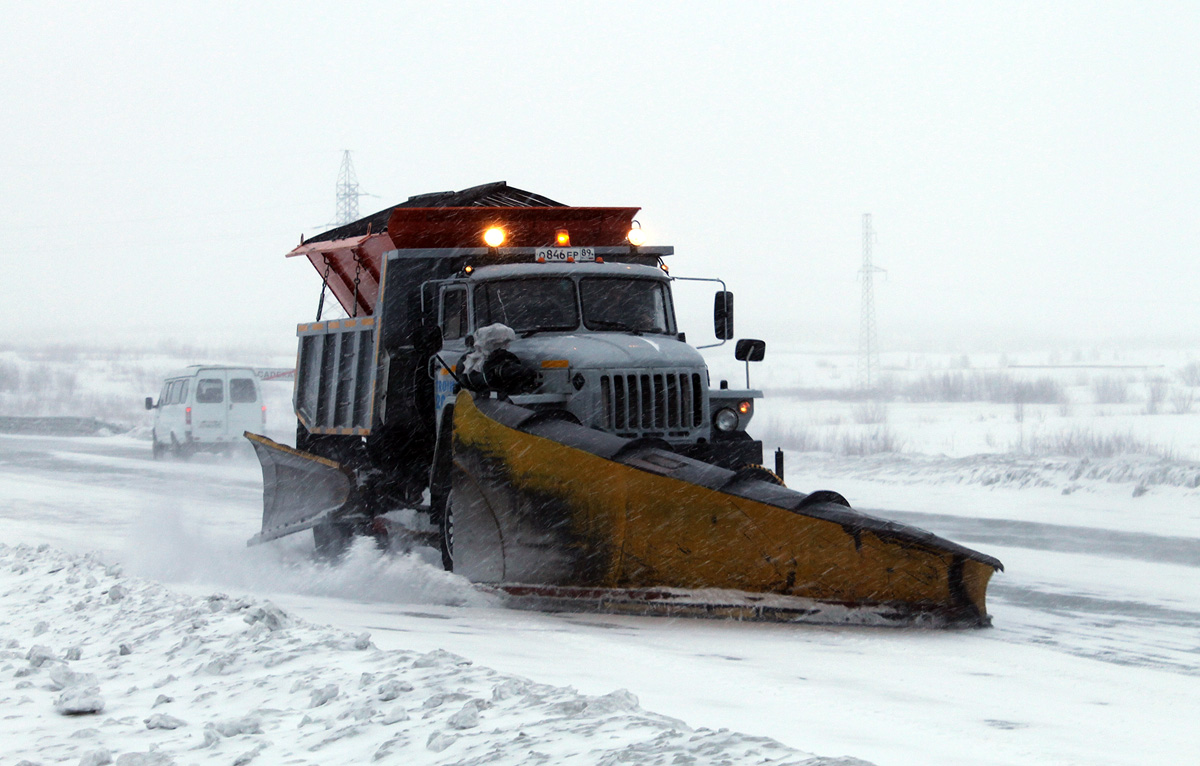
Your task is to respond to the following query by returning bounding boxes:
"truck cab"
[432,260,763,470]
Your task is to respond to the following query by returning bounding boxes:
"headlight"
[714,408,739,432]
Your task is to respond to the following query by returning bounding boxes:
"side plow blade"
[449,392,1004,628]
[244,432,354,546]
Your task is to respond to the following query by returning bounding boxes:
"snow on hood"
[508,332,705,371]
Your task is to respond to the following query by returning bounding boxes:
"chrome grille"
[599,371,704,436]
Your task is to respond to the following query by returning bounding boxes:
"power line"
[857,213,886,390]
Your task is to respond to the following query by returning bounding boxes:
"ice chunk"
[55,686,105,715]
[145,713,187,729]
[309,684,339,708]
[79,749,113,766]
[426,731,458,752]
[447,700,481,729]
[27,644,57,667]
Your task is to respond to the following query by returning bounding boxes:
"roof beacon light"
[483,227,506,248]
[555,228,570,246]
[627,221,647,247]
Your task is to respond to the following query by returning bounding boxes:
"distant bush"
[1178,363,1200,388]
[1024,428,1176,460]
[29,345,83,363]
[1172,388,1195,415]
[769,387,881,402]
[760,421,904,456]
[1092,376,1130,404]
[851,401,889,425]
[0,361,18,393]
[1145,377,1169,415]
[901,372,1066,404]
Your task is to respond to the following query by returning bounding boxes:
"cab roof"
[465,262,669,281]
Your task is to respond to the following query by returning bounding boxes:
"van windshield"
[473,278,578,333]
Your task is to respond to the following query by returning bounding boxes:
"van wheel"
[170,435,192,461]
[151,431,165,461]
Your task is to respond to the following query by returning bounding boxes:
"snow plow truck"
[245,182,1003,627]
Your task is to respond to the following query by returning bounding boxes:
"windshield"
[580,278,673,334]
[473,278,579,333]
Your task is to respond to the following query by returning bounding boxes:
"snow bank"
[1,543,858,765]
[791,451,1200,495]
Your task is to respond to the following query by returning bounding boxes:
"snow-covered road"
[2,432,1197,765]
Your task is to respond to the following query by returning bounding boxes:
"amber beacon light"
[627,222,646,247]
[483,227,506,248]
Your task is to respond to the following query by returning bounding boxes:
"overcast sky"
[3,2,1197,353]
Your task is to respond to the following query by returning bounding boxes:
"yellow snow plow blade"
[448,392,1002,627]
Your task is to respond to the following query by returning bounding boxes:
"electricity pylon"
[334,150,364,226]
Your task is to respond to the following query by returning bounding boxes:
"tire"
[439,488,454,572]
[734,464,785,486]
[796,489,851,509]
[429,405,457,571]
[313,521,355,559]
[151,431,165,461]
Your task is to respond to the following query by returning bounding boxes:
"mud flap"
[449,392,1003,627]
[244,432,355,546]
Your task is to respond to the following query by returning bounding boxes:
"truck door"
[434,285,470,428]
[191,372,228,442]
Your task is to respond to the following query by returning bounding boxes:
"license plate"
[536,247,595,263]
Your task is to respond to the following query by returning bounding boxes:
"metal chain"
[315,256,332,322]
[351,256,362,318]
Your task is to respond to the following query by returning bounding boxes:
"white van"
[145,366,264,458]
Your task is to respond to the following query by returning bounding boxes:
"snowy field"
[2,342,1199,765]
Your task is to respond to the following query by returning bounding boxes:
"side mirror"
[714,291,734,340]
[735,338,766,362]
[144,397,156,410]
[414,324,444,355]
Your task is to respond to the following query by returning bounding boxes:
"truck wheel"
[795,489,850,509]
[439,494,454,572]
[429,404,457,570]
[313,522,354,559]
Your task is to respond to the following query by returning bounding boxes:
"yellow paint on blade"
[452,391,992,616]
